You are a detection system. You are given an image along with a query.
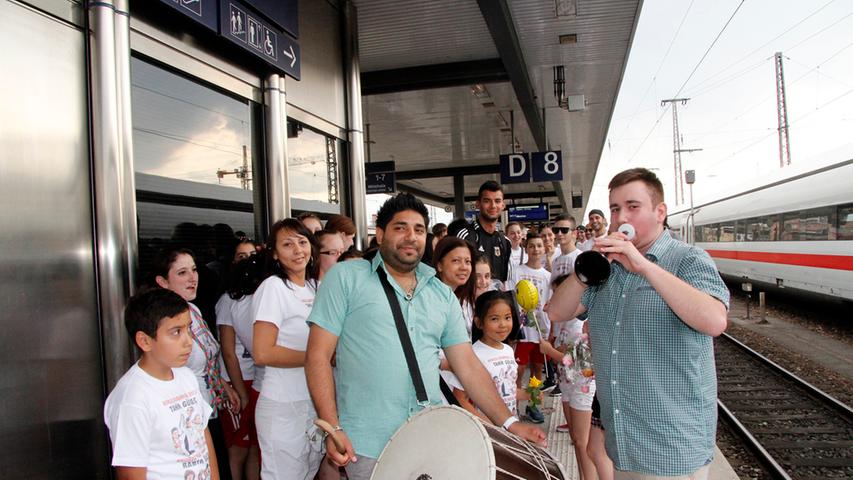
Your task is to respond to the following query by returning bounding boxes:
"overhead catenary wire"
[612,0,695,146]
[684,0,838,93]
[626,0,746,164]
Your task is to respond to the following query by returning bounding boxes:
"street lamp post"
[685,170,696,244]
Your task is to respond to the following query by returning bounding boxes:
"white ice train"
[667,159,853,302]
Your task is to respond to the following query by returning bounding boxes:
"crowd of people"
[104,167,729,480]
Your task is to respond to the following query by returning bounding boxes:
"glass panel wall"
[131,56,262,323]
[287,120,340,205]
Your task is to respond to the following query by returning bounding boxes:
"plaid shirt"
[581,230,729,476]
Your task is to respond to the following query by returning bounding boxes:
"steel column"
[265,74,291,223]
[344,1,367,249]
[453,175,466,218]
[88,0,135,388]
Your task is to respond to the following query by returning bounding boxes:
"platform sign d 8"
[531,151,563,182]
[499,153,531,184]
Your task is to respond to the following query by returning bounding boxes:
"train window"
[287,121,340,204]
[719,222,735,242]
[735,220,746,242]
[703,224,719,242]
[782,207,836,241]
[694,225,704,242]
[838,204,853,240]
[131,56,262,320]
[750,215,780,241]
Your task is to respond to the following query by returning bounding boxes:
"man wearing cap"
[579,209,608,252]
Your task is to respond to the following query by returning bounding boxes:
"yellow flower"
[528,376,542,389]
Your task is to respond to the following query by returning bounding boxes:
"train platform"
[535,393,739,479]
[726,297,853,383]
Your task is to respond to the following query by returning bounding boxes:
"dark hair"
[338,249,364,262]
[325,214,356,236]
[432,223,447,237]
[608,168,665,205]
[125,288,189,345]
[474,252,491,267]
[315,229,341,245]
[552,214,576,226]
[265,218,320,288]
[297,211,321,223]
[505,221,522,232]
[151,246,196,284]
[525,231,542,242]
[227,255,269,300]
[446,218,471,238]
[551,273,570,289]
[478,180,503,200]
[432,236,477,309]
[471,290,520,344]
[375,193,430,230]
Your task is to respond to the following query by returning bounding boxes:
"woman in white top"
[152,246,240,471]
[216,239,266,480]
[252,219,323,480]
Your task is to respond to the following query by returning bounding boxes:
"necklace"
[404,276,418,301]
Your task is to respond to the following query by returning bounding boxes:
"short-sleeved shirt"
[507,264,552,342]
[581,230,730,476]
[457,218,512,282]
[215,294,255,382]
[104,364,213,478]
[253,276,316,403]
[307,253,470,458]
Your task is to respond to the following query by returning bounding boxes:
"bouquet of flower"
[526,376,543,410]
[560,333,595,392]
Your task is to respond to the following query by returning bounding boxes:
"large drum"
[370,406,568,480]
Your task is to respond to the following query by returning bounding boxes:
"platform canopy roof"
[353,0,642,219]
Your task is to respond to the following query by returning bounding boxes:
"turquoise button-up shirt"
[307,252,470,458]
[581,230,730,476]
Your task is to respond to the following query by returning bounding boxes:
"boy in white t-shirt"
[506,231,551,423]
[104,288,218,479]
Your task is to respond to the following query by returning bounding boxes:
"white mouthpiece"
[618,223,636,241]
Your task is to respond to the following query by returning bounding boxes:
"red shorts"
[514,341,544,366]
[219,380,259,448]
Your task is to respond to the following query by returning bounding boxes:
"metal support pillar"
[265,74,290,223]
[344,1,367,249]
[89,0,136,388]
[774,52,791,167]
[453,175,466,218]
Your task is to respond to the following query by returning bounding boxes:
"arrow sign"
[282,44,296,68]
[218,0,301,80]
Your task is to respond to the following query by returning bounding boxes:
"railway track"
[715,333,853,479]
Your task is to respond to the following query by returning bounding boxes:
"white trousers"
[255,397,323,480]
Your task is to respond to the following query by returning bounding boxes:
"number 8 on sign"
[531,150,563,182]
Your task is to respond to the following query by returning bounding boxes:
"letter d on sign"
[500,153,531,184]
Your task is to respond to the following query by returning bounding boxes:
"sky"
[585,0,853,218]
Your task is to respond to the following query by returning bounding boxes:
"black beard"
[379,243,421,273]
[480,211,499,222]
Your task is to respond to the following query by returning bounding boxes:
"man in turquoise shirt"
[306,193,545,480]
[549,169,729,479]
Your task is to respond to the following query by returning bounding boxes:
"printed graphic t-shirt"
[507,264,552,342]
[445,340,518,413]
[104,364,213,479]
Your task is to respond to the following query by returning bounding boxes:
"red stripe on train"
[705,250,853,271]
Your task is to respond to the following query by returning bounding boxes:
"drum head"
[370,406,496,480]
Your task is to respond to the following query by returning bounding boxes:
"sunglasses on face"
[552,227,573,234]
[321,250,344,257]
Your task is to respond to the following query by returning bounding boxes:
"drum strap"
[377,267,430,405]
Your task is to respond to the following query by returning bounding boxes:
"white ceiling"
[354,0,642,218]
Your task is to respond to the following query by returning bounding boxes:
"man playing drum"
[305,193,546,480]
